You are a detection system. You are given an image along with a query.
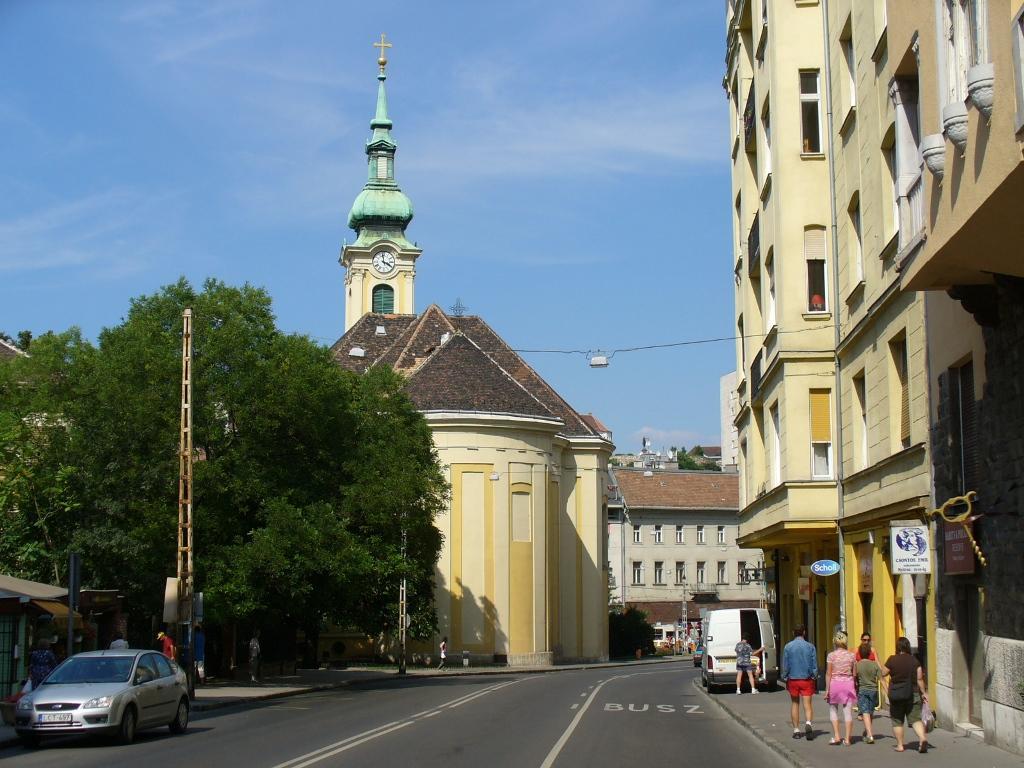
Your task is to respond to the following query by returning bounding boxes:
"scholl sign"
[811,559,841,576]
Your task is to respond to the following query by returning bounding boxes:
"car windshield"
[43,656,134,685]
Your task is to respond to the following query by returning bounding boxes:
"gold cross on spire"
[373,33,392,72]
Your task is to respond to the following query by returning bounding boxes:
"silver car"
[15,649,189,748]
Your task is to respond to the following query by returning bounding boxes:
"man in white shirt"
[109,632,129,650]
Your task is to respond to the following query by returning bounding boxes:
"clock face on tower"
[372,250,396,274]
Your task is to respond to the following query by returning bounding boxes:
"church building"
[330,40,613,665]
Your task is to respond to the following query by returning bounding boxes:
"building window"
[717,525,726,545]
[760,102,772,182]
[854,371,868,470]
[765,252,776,329]
[1014,5,1024,131]
[675,561,686,584]
[841,21,856,114]
[890,336,911,450]
[738,316,746,370]
[696,561,706,584]
[804,226,828,312]
[738,560,748,583]
[810,389,833,478]
[769,402,781,486]
[654,561,665,585]
[697,525,706,544]
[632,561,643,585]
[372,284,394,313]
[653,524,663,544]
[632,524,641,543]
[949,360,979,492]
[944,0,989,105]
[849,194,863,284]
[800,70,822,153]
[717,561,728,585]
[675,525,684,544]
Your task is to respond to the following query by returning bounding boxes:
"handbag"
[888,678,913,702]
[921,701,936,731]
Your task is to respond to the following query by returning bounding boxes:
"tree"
[0,278,448,652]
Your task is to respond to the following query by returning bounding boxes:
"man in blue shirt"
[781,624,818,740]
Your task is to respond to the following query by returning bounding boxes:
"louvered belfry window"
[372,284,394,313]
[810,389,833,478]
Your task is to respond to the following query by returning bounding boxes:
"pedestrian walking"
[438,636,447,669]
[825,631,857,745]
[781,624,818,741]
[157,630,176,660]
[28,639,58,690]
[109,631,129,650]
[734,633,763,694]
[249,630,262,682]
[855,641,883,744]
[884,636,930,753]
[855,631,877,721]
[194,624,206,683]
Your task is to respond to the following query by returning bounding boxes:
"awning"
[30,599,84,629]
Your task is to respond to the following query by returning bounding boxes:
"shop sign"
[797,577,811,601]
[943,519,975,575]
[811,559,840,576]
[890,521,931,574]
[857,542,873,592]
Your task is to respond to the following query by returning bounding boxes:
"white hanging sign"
[890,520,932,575]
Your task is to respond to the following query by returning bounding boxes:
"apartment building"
[725,0,840,661]
[607,468,763,645]
[887,0,1024,753]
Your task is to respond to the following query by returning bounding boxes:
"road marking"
[266,706,311,711]
[579,693,587,697]
[270,678,525,768]
[539,675,622,768]
[570,703,579,710]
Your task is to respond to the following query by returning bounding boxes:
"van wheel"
[169,698,189,734]
[117,705,137,745]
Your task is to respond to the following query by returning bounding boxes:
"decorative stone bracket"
[942,102,970,154]
[921,133,946,180]
[967,62,995,120]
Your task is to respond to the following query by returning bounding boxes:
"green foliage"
[608,607,656,658]
[0,278,447,645]
[676,444,722,472]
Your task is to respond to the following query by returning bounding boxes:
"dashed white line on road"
[570,704,579,710]
[540,676,623,768]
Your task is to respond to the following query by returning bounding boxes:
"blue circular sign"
[811,559,841,576]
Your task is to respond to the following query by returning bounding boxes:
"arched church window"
[372,284,394,313]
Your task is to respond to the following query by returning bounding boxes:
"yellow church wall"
[509,479,534,656]
[449,463,495,652]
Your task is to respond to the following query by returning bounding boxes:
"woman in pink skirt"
[825,631,858,745]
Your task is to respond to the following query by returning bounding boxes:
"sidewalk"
[1,655,688,749]
[694,679,1024,768]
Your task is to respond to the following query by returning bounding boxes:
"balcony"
[750,349,763,401]
[744,83,756,152]
[747,212,760,277]
[898,172,925,252]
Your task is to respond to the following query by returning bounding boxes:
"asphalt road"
[0,666,790,768]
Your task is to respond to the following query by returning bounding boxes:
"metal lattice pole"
[177,308,195,695]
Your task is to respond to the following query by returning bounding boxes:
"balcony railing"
[747,212,760,276]
[744,83,756,152]
[750,349,763,401]
[898,172,925,251]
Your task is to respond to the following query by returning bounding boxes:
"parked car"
[14,649,189,748]
[701,607,778,691]
[693,644,705,667]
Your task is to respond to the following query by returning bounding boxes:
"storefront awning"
[737,520,837,549]
[30,600,83,629]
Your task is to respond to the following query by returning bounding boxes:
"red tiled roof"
[613,468,738,510]
[0,338,23,360]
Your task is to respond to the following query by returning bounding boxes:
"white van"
[701,608,778,691]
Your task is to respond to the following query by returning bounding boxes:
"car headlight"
[17,697,34,711]
[83,695,114,709]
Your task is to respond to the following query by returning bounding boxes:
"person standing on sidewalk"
[855,641,883,744]
[825,631,857,745]
[28,639,58,690]
[438,636,448,669]
[781,624,818,741]
[884,636,930,753]
[249,630,262,683]
[734,634,763,694]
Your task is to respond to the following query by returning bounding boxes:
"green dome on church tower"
[347,49,414,232]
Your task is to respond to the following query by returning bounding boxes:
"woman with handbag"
[883,636,930,753]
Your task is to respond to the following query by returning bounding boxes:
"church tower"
[341,35,420,332]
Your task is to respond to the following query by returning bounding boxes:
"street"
[1,666,788,767]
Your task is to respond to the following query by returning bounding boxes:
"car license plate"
[38,712,73,723]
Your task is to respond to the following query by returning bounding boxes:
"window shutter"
[810,390,832,442]
[372,285,395,313]
[899,345,911,445]
[804,226,826,261]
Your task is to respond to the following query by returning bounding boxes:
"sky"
[0,0,735,454]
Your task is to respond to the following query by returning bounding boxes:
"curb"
[692,677,813,768]
[192,655,692,713]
